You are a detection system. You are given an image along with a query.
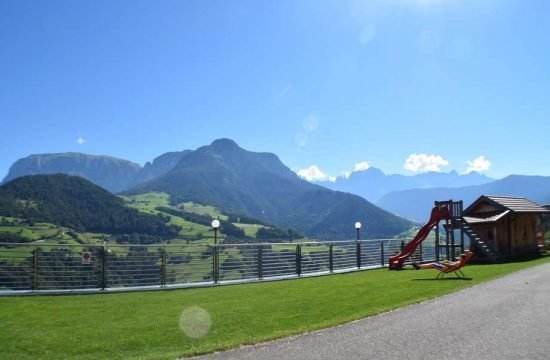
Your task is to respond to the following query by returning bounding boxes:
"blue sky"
[1,0,549,181]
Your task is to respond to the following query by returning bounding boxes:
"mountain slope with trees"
[129,139,413,239]
[0,174,179,236]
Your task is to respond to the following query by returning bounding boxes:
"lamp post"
[355,221,362,269]
[355,221,362,241]
[211,219,220,245]
[211,219,220,283]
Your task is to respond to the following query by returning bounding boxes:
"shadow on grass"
[411,277,473,281]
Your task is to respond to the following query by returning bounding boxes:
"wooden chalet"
[463,195,550,258]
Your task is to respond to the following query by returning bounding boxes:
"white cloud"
[341,171,351,179]
[404,153,449,172]
[303,113,319,133]
[465,155,491,173]
[297,165,331,182]
[354,161,370,172]
[76,137,86,145]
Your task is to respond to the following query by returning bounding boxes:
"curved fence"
[0,238,437,295]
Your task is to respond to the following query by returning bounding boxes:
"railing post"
[161,247,167,288]
[32,248,38,291]
[445,224,450,260]
[213,246,218,284]
[356,241,361,269]
[460,228,465,254]
[450,226,456,260]
[296,244,301,276]
[258,246,263,280]
[329,244,334,273]
[101,244,107,290]
[435,224,440,262]
[380,242,385,266]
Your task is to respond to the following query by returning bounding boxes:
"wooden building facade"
[463,196,549,258]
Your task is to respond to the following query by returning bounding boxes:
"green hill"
[0,174,179,237]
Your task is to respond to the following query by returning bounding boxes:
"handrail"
[0,238,407,248]
[0,237,433,295]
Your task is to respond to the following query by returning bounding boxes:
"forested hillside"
[0,174,179,236]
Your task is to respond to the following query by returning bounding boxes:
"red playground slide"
[388,204,450,270]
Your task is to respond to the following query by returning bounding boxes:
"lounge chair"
[435,251,473,279]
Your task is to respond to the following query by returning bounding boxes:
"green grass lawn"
[122,192,172,214]
[233,223,266,238]
[182,202,228,220]
[121,193,225,242]
[0,257,547,360]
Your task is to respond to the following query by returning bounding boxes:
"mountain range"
[2,139,412,239]
[316,167,494,203]
[4,138,549,235]
[375,175,550,221]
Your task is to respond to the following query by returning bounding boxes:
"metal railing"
[0,238,437,295]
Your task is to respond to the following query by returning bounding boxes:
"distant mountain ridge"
[129,150,192,187]
[129,139,412,240]
[3,150,193,193]
[3,152,142,193]
[316,167,494,202]
[376,175,550,221]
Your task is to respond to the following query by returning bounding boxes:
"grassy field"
[182,202,228,221]
[122,192,172,214]
[121,193,232,243]
[1,193,309,250]
[0,256,547,360]
[233,223,266,238]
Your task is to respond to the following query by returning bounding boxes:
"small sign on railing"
[82,252,92,265]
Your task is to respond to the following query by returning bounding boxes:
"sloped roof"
[465,195,550,215]
[485,196,550,213]
[463,210,511,224]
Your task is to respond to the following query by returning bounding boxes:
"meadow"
[0,256,547,360]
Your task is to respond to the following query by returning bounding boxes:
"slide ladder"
[389,202,451,270]
[454,218,504,263]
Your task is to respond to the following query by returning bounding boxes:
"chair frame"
[433,251,473,279]
[435,268,466,279]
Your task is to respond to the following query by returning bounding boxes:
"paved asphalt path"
[190,262,550,360]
